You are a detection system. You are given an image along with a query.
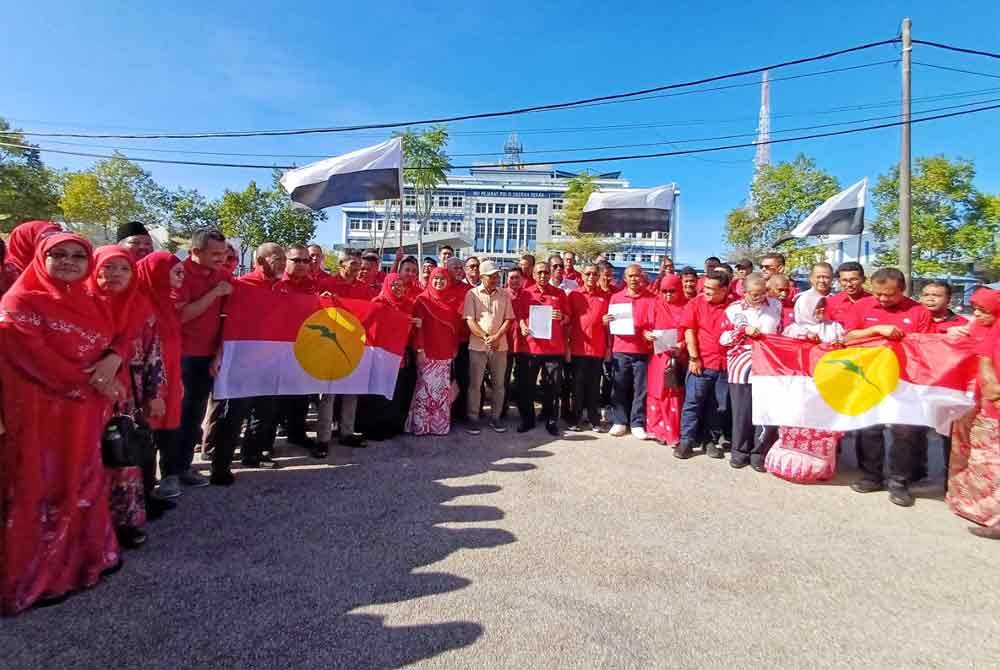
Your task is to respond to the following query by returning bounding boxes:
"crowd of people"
[0,219,997,617]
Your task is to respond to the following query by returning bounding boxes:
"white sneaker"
[609,424,629,437]
[631,426,650,440]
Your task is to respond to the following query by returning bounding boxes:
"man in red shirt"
[518,254,536,288]
[307,244,331,281]
[358,250,384,292]
[679,267,699,304]
[676,270,731,460]
[606,264,654,439]
[501,267,528,420]
[566,263,611,431]
[843,268,932,508]
[760,252,798,302]
[516,262,569,435]
[695,256,721,293]
[562,251,582,284]
[825,262,870,326]
[921,280,965,333]
[173,229,232,490]
[322,250,376,300]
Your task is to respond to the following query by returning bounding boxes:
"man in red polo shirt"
[695,256,721,293]
[173,229,232,491]
[843,267,932,508]
[518,254,536,288]
[322,249,376,300]
[566,263,611,432]
[676,270,731,460]
[921,280,966,333]
[516,261,569,435]
[562,251,582,284]
[307,244,331,282]
[606,264,654,439]
[826,261,870,326]
[679,267,699,304]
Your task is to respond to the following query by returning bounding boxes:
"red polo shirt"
[177,258,230,357]
[929,310,967,334]
[681,295,729,371]
[567,287,611,358]
[842,295,933,334]
[322,274,376,300]
[517,284,568,356]
[826,290,871,327]
[609,289,653,355]
[564,268,582,284]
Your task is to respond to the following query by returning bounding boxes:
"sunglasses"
[550,264,564,268]
[288,258,311,264]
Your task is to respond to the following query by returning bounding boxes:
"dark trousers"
[201,395,224,455]
[857,424,922,489]
[518,355,562,426]
[571,356,603,426]
[452,342,471,422]
[512,353,532,422]
[910,429,951,483]
[211,396,279,475]
[277,395,310,443]
[729,383,766,465]
[600,360,614,408]
[500,353,515,419]
[679,368,729,449]
[175,355,215,477]
[612,353,649,428]
[560,360,574,421]
[759,425,780,455]
[152,429,179,493]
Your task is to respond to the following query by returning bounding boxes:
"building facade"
[341,149,675,274]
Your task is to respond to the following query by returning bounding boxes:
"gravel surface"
[3,426,998,669]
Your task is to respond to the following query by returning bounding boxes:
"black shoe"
[466,423,482,435]
[145,496,176,521]
[100,558,124,578]
[850,478,883,494]
[310,442,329,459]
[706,443,724,459]
[339,434,367,448]
[288,436,317,450]
[517,422,533,433]
[673,445,693,460]
[545,421,559,436]
[888,486,915,508]
[566,424,583,432]
[730,458,749,469]
[750,463,767,473]
[210,471,235,486]
[116,527,147,550]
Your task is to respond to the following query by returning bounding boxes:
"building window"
[864,241,870,263]
[527,204,538,215]
[362,221,372,230]
[487,203,494,214]
[402,220,411,232]
[608,253,617,261]
[429,221,440,232]
[475,219,487,253]
[476,202,487,214]
[436,195,447,208]
[552,199,564,211]
[625,253,636,262]
[349,219,361,230]
[494,203,505,214]
[641,231,652,239]
[526,220,537,250]
[452,196,463,208]
[550,219,562,237]
[405,194,416,207]
[388,220,396,231]
[641,254,652,263]
[450,221,462,233]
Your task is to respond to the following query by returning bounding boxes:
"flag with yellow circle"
[751,335,979,433]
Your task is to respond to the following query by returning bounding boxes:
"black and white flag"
[579,185,675,234]
[774,178,867,245]
[279,137,403,211]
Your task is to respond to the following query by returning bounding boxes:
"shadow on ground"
[1,427,558,670]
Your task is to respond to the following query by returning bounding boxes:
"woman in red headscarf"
[356,273,416,441]
[407,268,460,436]
[0,233,122,616]
[4,220,61,283]
[134,251,184,515]
[947,288,1000,537]
[638,274,688,445]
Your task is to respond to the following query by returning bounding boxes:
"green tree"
[169,187,219,239]
[871,155,1000,277]
[397,127,450,261]
[0,117,62,230]
[725,154,839,270]
[59,153,169,242]
[547,173,620,261]
[266,170,324,248]
[217,180,272,260]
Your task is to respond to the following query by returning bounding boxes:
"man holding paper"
[606,264,654,439]
[566,263,611,431]
[516,262,569,436]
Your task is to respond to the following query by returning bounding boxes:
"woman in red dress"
[639,274,687,445]
[407,268,460,436]
[0,233,122,615]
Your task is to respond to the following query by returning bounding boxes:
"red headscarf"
[413,267,458,358]
[134,250,183,429]
[971,287,1000,316]
[658,274,685,305]
[373,272,411,312]
[87,245,150,341]
[6,220,61,273]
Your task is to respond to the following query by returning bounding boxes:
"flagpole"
[856,232,864,266]
[899,17,913,290]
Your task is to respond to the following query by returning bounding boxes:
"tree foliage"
[216,175,323,260]
[0,117,62,230]
[547,173,620,261]
[871,155,999,277]
[266,170,324,248]
[725,154,838,270]
[168,187,219,239]
[397,127,450,260]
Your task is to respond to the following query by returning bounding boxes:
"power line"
[912,39,1000,60]
[914,61,1000,79]
[10,38,899,140]
[3,102,997,171]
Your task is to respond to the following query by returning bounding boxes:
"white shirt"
[553,278,580,294]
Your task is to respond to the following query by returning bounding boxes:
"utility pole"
[899,17,913,289]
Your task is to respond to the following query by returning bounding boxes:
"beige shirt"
[463,284,515,352]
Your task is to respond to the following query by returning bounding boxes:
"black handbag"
[662,355,683,389]
[100,372,152,468]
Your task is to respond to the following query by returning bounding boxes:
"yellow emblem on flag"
[294,308,367,380]
[813,346,900,416]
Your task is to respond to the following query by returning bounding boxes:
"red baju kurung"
[0,233,120,616]
[637,276,687,445]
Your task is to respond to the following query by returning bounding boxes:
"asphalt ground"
[2,423,998,669]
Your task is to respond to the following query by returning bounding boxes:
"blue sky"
[4,1,1000,265]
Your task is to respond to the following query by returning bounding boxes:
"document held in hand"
[608,303,634,336]
[528,305,554,340]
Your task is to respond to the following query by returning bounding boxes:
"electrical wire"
[914,61,1000,79]
[912,39,1000,60]
[3,102,997,171]
[9,38,899,139]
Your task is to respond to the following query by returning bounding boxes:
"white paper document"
[652,329,679,354]
[608,303,634,336]
[528,305,553,340]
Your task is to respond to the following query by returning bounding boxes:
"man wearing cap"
[463,260,515,434]
[117,221,155,261]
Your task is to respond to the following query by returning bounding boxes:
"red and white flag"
[213,284,410,400]
[751,335,979,433]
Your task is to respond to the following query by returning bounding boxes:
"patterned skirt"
[108,466,146,529]
[765,427,843,483]
[646,387,683,445]
[406,360,453,436]
[947,412,1000,527]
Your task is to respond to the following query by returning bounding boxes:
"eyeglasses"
[550,264,564,268]
[466,264,480,269]
[46,252,89,262]
[288,258,310,264]
[583,271,597,276]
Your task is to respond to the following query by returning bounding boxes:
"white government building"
[340,135,676,274]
